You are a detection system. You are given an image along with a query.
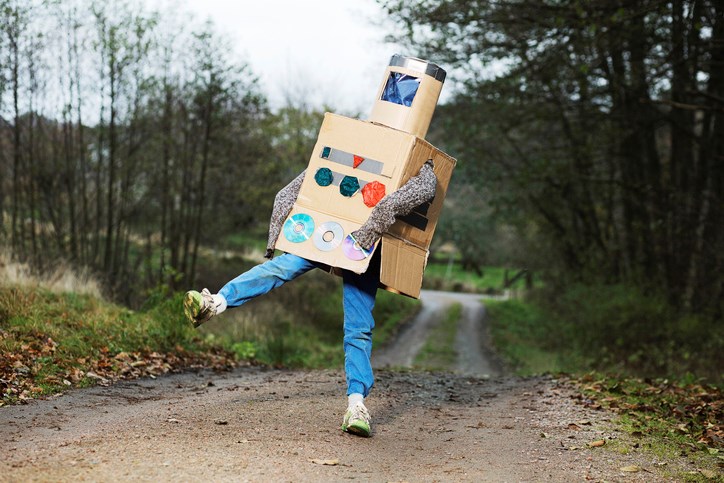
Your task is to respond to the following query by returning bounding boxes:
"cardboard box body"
[275,112,455,298]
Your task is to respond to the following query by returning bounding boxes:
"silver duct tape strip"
[330,170,368,189]
[321,147,384,175]
[389,54,446,82]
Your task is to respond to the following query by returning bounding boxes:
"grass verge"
[570,373,723,481]
[0,285,237,406]
[413,303,461,370]
[486,292,723,478]
[423,261,537,294]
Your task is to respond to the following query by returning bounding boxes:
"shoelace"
[198,289,216,319]
[349,403,371,423]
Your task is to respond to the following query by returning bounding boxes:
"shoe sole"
[183,291,202,327]
[342,422,371,437]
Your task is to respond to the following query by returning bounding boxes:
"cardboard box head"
[368,55,446,139]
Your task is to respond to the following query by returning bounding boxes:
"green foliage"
[487,284,723,381]
[382,0,724,318]
[230,341,257,360]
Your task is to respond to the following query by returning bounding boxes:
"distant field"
[423,261,536,294]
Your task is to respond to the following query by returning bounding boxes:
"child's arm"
[351,160,437,250]
[265,171,306,259]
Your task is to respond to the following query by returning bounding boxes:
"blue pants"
[218,253,380,397]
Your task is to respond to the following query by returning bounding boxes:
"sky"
[168,0,409,115]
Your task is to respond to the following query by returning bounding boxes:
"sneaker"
[342,402,371,437]
[183,288,217,328]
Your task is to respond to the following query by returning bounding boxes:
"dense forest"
[392,0,724,321]
[2,0,722,333]
[0,0,323,304]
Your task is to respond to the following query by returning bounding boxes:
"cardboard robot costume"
[271,54,456,298]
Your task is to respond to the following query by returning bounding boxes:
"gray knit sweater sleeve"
[351,160,437,250]
[265,170,306,258]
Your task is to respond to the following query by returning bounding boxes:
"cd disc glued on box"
[313,221,345,252]
[342,234,375,261]
[283,213,315,243]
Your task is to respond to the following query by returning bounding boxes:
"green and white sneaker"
[183,288,217,328]
[342,402,371,437]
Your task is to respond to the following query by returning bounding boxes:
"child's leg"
[340,252,380,437]
[219,253,317,308]
[341,251,381,398]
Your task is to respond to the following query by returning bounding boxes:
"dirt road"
[374,290,504,376]
[1,292,678,482]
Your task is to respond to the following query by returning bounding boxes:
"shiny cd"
[283,213,314,243]
[313,221,344,252]
[342,234,375,261]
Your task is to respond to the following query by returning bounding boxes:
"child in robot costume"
[183,162,437,438]
[184,54,450,437]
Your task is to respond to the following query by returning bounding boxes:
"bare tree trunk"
[159,77,172,285]
[683,3,724,310]
[189,93,213,286]
[73,17,90,266]
[63,91,78,261]
[10,11,24,260]
[104,45,117,274]
[94,18,106,267]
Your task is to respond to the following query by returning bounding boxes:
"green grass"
[373,289,421,347]
[573,373,723,481]
[414,303,461,370]
[423,261,538,293]
[0,285,233,404]
[486,298,589,375]
[485,284,723,381]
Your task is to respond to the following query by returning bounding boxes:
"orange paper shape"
[361,181,386,207]
[353,155,365,168]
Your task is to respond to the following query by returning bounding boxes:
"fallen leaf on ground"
[166,418,180,423]
[310,459,339,466]
[85,371,108,382]
[620,465,641,472]
[214,419,228,425]
[567,423,582,431]
[699,469,717,478]
[587,440,606,448]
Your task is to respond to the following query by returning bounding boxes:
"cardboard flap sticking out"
[380,235,429,299]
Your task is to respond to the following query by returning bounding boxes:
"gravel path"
[373,290,503,377]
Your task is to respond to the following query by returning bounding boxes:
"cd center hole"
[323,231,334,242]
[294,223,304,233]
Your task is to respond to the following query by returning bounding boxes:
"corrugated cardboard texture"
[368,65,443,139]
[380,235,429,298]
